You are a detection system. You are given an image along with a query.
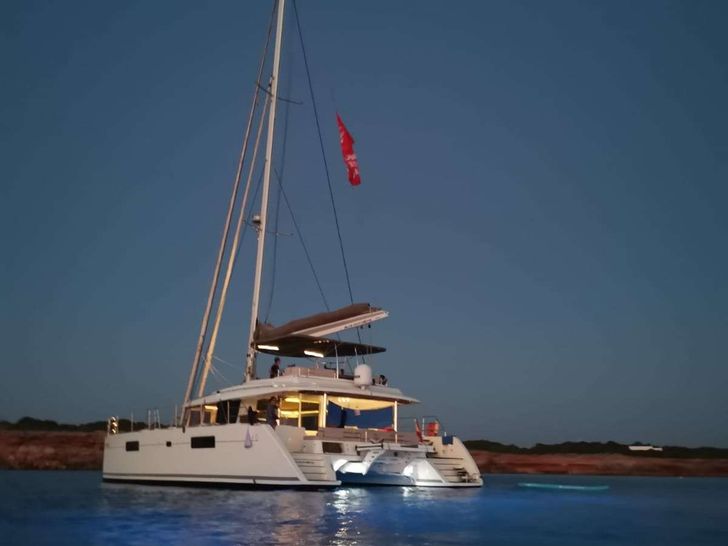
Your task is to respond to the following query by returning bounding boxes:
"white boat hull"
[103,423,338,487]
[102,423,482,488]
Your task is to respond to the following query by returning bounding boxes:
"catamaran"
[102,0,482,489]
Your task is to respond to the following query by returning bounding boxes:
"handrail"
[313,427,420,445]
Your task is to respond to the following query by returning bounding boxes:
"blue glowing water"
[1,472,726,545]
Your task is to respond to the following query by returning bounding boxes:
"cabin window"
[202,405,217,425]
[215,400,241,424]
[279,394,322,431]
[322,442,342,454]
[187,408,201,427]
[191,436,216,449]
[239,399,265,424]
[125,441,139,452]
[301,401,319,431]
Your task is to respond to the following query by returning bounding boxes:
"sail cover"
[254,303,387,342]
[253,303,387,358]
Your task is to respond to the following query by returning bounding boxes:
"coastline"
[0,431,105,470]
[2,431,727,476]
[472,450,728,477]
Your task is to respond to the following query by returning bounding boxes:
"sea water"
[0,472,726,545]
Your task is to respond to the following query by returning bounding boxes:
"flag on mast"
[336,113,361,186]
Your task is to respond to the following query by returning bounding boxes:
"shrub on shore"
[464,439,728,459]
[0,417,147,433]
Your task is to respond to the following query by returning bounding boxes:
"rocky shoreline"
[0,431,105,470]
[471,450,728,477]
[2,431,728,476]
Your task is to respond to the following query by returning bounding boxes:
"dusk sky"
[2,0,727,447]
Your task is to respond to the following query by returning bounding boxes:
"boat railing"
[107,416,118,435]
[283,366,338,379]
[313,427,420,445]
[417,416,444,438]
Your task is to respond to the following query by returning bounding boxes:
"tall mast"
[245,0,286,382]
[195,95,270,398]
[182,4,276,405]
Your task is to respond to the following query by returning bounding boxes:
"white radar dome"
[353,364,372,388]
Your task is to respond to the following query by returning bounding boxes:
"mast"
[182,64,263,408]
[182,5,276,406]
[245,0,286,382]
[195,95,270,398]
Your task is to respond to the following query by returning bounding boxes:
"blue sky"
[1,0,727,447]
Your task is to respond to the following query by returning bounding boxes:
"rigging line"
[196,92,272,398]
[263,148,282,324]
[233,167,264,266]
[264,42,294,324]
[209,364,231,387]
[184,2,277,404]
[273,167,330,312]
[225,96,270,275]
[255,82,303,105]
[212,355,238,368]
[292,0,356,307]
[263,168,281,323]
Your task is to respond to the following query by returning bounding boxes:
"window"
[191,436,216,449]
[125,441,139,452]
[188,409,201,427]
[301,401,319,431]
[202,405,217,424]
[322,442,342,454]
[278,394,322,430]
[215,400,241,424]
[326,399,394,429]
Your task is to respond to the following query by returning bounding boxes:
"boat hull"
[103,423,338,488]
[103,423,483,489]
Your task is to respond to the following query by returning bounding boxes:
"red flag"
[336,113,361,186]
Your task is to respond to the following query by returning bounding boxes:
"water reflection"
[5,472,725,546]
[328,488,370,545]
[95,482,477,545]
[99,483,334,544]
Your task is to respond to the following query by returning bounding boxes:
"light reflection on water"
[1,472,727,545]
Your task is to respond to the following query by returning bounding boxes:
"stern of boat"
[296,424,482,488]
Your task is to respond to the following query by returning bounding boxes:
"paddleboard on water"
[518,482,610,491]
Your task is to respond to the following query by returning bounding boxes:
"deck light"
[304,350,325,358]
[258,344,279,351]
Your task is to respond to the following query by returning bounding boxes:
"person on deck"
[247,405,258,425]
[270,357,281,378]
[266,397,279,429]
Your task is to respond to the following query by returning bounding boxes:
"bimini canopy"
[254,334,385,358]
[254,303,387,358]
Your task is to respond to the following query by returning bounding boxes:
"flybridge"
[253,303,388,358]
